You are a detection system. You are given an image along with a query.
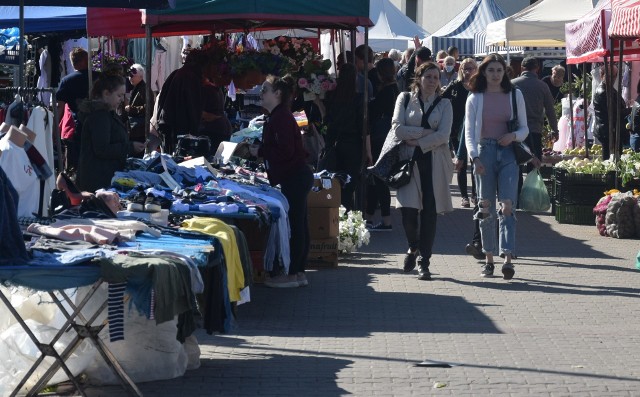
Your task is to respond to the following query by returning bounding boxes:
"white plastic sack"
[0,319,95,397]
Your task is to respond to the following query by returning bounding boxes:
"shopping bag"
[519,169,551,212]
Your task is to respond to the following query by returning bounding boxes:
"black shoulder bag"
[387,94,441,189]
[509,89,534,165]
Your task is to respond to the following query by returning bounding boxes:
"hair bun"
[101,62,124,77]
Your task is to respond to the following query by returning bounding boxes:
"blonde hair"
[457,58,478,81]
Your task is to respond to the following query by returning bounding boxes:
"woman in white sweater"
[464,54,528,280]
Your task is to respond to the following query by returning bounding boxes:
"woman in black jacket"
[442,57,477,208]
[365,58,399,230]
[324,63,366,212]
[76,65,145,192]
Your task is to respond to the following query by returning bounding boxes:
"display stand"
[0,268,142,397]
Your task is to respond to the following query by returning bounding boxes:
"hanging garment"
[27,106,56,216]
[0,135,40,218]
[150,43,168,93]
[37,48,52,105]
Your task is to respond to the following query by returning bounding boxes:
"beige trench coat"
[390,91,454,214]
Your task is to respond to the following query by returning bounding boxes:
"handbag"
[385,95,441,189]
[508,89,533,165]
[386,157,415,188]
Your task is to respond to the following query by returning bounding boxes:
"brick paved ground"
[87,185,640,396]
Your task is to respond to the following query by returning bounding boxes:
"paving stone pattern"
[87,188,640,396]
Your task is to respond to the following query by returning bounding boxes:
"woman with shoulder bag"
[464,54,529,280]
[392,62,453,280]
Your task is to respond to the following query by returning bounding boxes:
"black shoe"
[481,263,495,277]
[501,263,515,280]
[417,263,431,280]
[126,192,146,212]
[403,250,418,272]
[465,243,486,260]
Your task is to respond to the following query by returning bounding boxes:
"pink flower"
[317,74,326,82]
[321,80,331,91]
[298,78,309,88]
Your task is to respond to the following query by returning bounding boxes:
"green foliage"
[560,72,592,102]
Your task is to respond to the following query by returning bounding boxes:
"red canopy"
[565,0,640,64]
[609,0,640,38]
[87,8,211,38]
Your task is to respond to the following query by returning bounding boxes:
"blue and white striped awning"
[427,0,506,57]
[473,31,566,58]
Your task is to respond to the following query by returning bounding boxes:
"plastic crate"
[554,202,595,225]
[553,169,616,205]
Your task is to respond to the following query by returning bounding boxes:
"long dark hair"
[333,63,357,103]
[469,53,512,93]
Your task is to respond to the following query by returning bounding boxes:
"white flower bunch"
[337,206,370,254]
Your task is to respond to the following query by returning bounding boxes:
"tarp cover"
[427,0,506,56]
[0,0,167,7]
[89,0,372,38]
[143,0,373,30]
[0,6,85,33]
[473,30,566,58]
[485,0,594,47]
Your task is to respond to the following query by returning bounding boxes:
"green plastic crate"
[554,202,595,225]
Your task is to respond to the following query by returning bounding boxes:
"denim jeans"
[476,139,519,256]
[631,133,640,152]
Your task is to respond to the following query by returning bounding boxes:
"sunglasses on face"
[128,68,138,77]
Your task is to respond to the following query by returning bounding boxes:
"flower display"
[296,59,336,99]
[91,52,133,73]
[230,50,289,77]
[262,36,318,73]
[337,206,370,254]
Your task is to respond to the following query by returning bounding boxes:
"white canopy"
[364,0,430,51]
[485,0,594,47]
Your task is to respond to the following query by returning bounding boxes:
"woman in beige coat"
[391,62,453,280]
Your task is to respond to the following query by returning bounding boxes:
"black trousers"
[400,151,437,264]
[336,140,362,212]
[365,176,391,217]
[280,166,314,275]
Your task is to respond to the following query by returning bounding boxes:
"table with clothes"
[1,212,251,394]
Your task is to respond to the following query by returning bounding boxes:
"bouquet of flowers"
[297,59,337,100]
[262,36,318,73]
[337,206,370,254]
[230,50,289,77]
[91,52,133,73]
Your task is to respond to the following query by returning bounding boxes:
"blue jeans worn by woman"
[476,138,519,256]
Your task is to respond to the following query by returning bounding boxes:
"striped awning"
[609,0,640,38]
[474,31,566,58]
[427,0,506,57]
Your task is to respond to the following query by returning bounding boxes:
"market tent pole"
[145,22,152,138]
[18,0,24,87]
[607,39,614,161]
[583,62,589,159]
[568,64,574,148]
[359,26,369,212]
[615,41,624,164]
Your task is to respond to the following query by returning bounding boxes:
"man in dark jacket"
[593,65,629,160]
[156,49,210,154]
[511,57,559,167]
[397,46,432,92]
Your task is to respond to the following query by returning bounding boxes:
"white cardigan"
[464,89,529,160]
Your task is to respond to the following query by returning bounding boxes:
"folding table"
[0,264,143,397]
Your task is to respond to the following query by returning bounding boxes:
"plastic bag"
[520,169,551,212]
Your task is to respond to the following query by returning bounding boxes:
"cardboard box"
[308,252,338,268]
[308,207,339,239]
[308,177,341,208]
